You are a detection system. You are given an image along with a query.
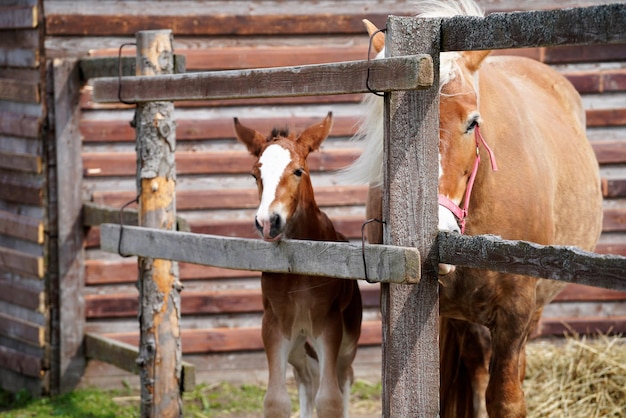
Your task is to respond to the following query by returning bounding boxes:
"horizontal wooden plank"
[566,69,626,94]
[555,283,626,302]
[103,320,382,354]
[439,4,626,51]
[0,277,43,311]
[596,241,626,257]
[44,2,397,36]
[603,208,626,232]
[82,202,190,232]
[85,214,367,249]
[0,312,44,346]
[84,46,368,74]
[0,78,39,103]
[83,148,359,177]
[592,140,626,165]
[0,47,38,68]
[586,109,626,128]
[80,114,360,142]
[0,111,41,139]
[537,316,626,336]
[92,185,368,211]
[100,224,421,284]
[85,285,381,319]
[0,245,43,278]
[84,333,195,392]
[0,151,41,173]
[0,210,43,244]
[0,345,41,378]
[79,54,186,80]
[438,232,626,292]
[0,5,37,29]
[603,178,626,198]
[92,55,433,103]
[85,259,259,285]
[0,175,43,206]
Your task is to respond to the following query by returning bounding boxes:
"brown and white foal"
[234,112,362,418]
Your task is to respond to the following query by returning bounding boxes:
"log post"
[380,16,440,416]
[133,30,183,418]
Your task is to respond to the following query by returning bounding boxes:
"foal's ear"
[461,50,492,73]
[233,118,266,157]
[297,112,333,155]
[363,19,385,54]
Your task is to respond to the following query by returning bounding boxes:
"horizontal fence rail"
[100,224,421,284]
[439,232,626,292]
[439,3,626,51]
[92,54,433,103]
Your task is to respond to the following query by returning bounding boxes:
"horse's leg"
[335,285,362,418]
[440,318,491,418]
[486,307,534,418]
[288,340,319,418]
[312,315,345,418]
[262,312,292,418]
[460,323,491,418]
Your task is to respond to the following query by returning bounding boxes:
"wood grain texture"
[438,232,626,291]
[100,224,421,284]
[381,16,441,417]
[84,333,195,392]
[91,55,433,103]
[440,4,626,51]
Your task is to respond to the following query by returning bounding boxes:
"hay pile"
[524,334,626,417]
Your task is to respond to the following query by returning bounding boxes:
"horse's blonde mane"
[340,0,484,186]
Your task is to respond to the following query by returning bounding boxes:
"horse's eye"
[466,117,480,133]
[294,168,304,177]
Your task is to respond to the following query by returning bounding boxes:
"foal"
[234,112,362,418]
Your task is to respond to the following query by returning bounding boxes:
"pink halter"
[438,126,498,234]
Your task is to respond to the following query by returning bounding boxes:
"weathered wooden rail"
[91,3,626,417]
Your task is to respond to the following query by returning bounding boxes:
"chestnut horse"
[234,113,362,418]
[343,1,603,416]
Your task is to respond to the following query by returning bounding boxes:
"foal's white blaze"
[256,144,291,226]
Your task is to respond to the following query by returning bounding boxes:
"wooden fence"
[91,4,626,417]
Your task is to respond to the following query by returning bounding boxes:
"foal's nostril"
[254,217,262,233]
[270,213,281,230]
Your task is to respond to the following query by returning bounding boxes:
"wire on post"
[361,218,386,283]
[365,27,387,97]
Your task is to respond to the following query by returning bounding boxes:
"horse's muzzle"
[256,213,283,242]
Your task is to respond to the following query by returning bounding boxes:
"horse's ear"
[363,19,385,54]
[297,112,333,155]
[234,118,266,157]
[462,50,491,73]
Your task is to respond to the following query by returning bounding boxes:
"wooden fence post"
[133,30,183,418]
[381,16,440,417]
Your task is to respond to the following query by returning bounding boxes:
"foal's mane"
[269,127,290,141]
[341,0,484,186]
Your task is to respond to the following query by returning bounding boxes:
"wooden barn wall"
[40,0,626,387]
[0,0,49,394]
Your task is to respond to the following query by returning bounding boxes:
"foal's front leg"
[312,316,346,418]
[262,315,292,418]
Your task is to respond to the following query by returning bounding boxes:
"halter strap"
[438,126,498,234]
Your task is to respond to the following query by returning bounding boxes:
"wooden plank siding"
[58,0,626,386]
[0,0,48,395]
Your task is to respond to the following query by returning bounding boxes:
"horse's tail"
[440,317,491,418]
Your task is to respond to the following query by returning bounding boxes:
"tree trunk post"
[133,29,183,418]
[380,16,441,417]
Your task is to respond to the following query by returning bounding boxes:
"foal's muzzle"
[256,213,283,242]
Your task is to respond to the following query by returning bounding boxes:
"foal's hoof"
[438,263,456,275]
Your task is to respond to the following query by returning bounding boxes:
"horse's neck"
[285,179,337,241]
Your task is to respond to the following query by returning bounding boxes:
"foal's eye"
[294,168,304,177]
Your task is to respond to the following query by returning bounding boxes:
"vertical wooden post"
[133,30,183,418]
[381,16,441,417]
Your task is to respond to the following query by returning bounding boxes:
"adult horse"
[234,113,362,418]
[343,1,603,416]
